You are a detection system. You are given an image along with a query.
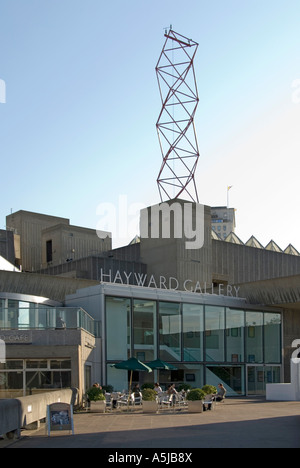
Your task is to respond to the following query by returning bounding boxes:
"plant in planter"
[202,385,217,395]
[86,387,106,413]
[202,385,217,411]
[177,384,193,393]
[186,388,205,413]
[142,388,158,413]
[141,383,155,390]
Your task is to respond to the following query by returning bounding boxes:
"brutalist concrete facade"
[0,230,15,265]
[0,328,101,402]
[139,201,300,292]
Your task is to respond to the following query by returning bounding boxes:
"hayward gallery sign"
[100,269,240,298]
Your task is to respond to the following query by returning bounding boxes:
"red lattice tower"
[156,29,200,203]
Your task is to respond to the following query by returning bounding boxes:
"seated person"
[167,383,178,406]
[154,382,163,394]
[132,383,141,396]
[214,383,226,402]
[132,384,142,403]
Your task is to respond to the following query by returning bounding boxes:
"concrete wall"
[6,211,70,272]
[38,256,147,282]
[138,201,300,292]
[6,210,112,273]
[0,388,78,437]
[140,201,212,291]
[0,270,98,303]
[0,399,21,436]
[41,224,111,268]
[1,329,101,399]
[237,275,300,306]
[212,242,300,285]
[0,229,15,265]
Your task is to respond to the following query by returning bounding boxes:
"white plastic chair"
[105,393,113,412]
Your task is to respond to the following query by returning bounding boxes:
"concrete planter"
[90,400,106,413]
[187,400,204,413]
[143,400,158,413]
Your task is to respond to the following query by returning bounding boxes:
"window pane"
[26,360,48,369]
[247,366,264,395]
[205,306,225,362]
[159,302,181,362]
[246,312,263,363]
[0,371,23,398]
[0,360,23,370]
[183,303,203,361]
[0,299,5,328]
[247,366,281,396]
[18,302,30,328]
[50,360,71,369]
[207,366,244,395]
[106,297,131,360]
[159,364,203,390]
[51,371,71,389]
[26,371,71,393]
[265,366,281,384]
[46,240,53,263]
[264,313,281,363]
[226,309,245,363]
[133,300,156,361]
[7,300,19,328]
[107,365,128,393]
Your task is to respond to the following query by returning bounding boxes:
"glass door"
[247,365,281,395]
[247,366,265,395]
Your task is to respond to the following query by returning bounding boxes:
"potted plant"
[142,388,158,413]
[186,388,205,413]
[86,387,106,413]
[141,383,155,390]
[202,385,217,411]
[202,385,217,395]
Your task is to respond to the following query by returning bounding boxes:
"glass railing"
[0,307,100,337]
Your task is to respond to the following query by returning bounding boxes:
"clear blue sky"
[0,0,299,249]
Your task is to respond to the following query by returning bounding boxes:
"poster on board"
[47,402,74,436]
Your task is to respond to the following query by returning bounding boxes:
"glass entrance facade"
[105,294,282,395]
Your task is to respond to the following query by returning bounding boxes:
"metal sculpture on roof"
[156,29,200,203]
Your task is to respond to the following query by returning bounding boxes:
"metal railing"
[0,307,100,337]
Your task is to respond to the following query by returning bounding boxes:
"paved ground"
[2,398,300,449]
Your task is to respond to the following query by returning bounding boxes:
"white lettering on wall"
[100,269,240,297]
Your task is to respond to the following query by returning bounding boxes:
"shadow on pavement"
[10,415,300,449]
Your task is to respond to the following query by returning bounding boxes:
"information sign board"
[47,402,74,436]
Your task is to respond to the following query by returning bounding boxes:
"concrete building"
[0,291,100,401]
[6,210,112,272]
[66,283,282,396]
[138,200,300,293]
[1,200,300,399]
[0,230,19,266]
[41,223,111,269]
[211,206,236,240]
